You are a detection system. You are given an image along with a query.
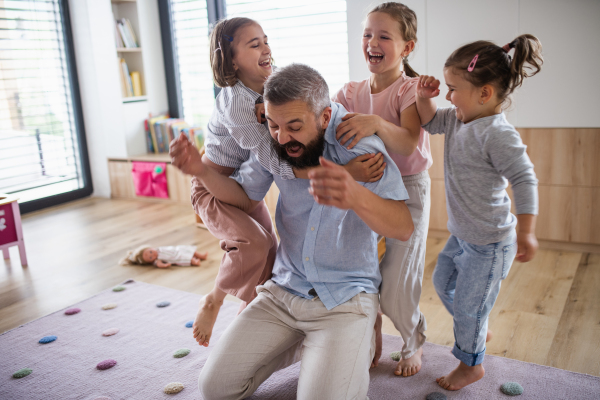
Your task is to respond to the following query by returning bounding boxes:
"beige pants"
[198,280,379,400]
[379,170,431,359]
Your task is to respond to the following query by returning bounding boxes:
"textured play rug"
[1,280,598,400]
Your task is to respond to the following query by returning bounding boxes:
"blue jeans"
[432,231,517,366]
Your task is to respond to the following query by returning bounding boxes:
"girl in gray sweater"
[415,34,543,391]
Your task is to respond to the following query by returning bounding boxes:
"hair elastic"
[467,54,479,72]
[214,42,222,53]
[502,40,517,53]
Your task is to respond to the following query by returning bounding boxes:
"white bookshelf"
[112,0,146,102]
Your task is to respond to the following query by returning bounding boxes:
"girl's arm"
[415,75,440,125]
[335,109,420,156]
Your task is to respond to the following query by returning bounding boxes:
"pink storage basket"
[131,162,169,198]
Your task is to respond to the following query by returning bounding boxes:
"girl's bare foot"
[394,346,423,377]
[192,289,225,347]
[436,362,485,391]
[486,329,493,342]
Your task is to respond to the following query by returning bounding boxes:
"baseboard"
[427,229,600,254]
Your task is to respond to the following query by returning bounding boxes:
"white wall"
[346,0,600,127]
[69,0,168,197]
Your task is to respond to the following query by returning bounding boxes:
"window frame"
[17,0,93,214]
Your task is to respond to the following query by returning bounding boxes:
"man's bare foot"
[436,362,485,391]
[371,312,383,368]
[192,294,223,347]
[486,329,493,342]
[394,346,423,377]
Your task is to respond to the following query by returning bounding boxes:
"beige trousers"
[198,280,379,400]
[379,170,431,359]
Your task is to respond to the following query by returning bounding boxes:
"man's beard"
[271,127,326,169]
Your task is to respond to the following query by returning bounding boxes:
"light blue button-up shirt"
[232,102,409,310]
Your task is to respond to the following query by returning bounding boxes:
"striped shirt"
[204,80,295,179]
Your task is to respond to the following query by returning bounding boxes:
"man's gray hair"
[264,64,330,116]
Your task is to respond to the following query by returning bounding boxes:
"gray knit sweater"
[423,107,538,245]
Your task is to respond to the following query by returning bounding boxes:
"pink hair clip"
[467,54,479,72]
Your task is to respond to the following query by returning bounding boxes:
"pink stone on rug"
[102,328,119,337]
[96,359,117,370]
[64,308,81,315]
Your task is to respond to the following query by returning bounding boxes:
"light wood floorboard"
[1,198,598,377]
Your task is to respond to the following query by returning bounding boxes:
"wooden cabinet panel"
[429,134,445,180]
[518,128,600,188]
[429,179,448,231]
[166,164,192,204]
[107,161,135,198]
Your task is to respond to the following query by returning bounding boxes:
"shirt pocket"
[502,241,518,279]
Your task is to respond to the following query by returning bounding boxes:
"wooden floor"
[2,197,599,377]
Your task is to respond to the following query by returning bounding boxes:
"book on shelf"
[143,115,204,154]
[115,18,139,48]
[130,71,142,97]
[119,58,134,97]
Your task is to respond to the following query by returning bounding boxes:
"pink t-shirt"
[332,73,433,176]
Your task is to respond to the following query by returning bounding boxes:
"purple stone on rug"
[38,335,57,344]
[96,359,117,370]
[64,308,81,315]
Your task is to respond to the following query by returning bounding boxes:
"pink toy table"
[0,194,27,266]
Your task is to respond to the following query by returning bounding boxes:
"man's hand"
[255,103,266,123]
[308,157,361,210]
[170,133,204,176]
[336,113,380,149]
[371,312,383,368]
[344,153,386,183]
[416,75,441,99]
[516,231,538,262]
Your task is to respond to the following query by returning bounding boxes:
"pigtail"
[508,34,543,92]
[403,58,419,78]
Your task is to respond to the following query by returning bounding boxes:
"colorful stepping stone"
[102,303,117,310]
[390,351,401,361]
[112,286,126,292]
[102,328,120,337]
[156,301,170,308]
[426,392,447,400]
[185,320,193,328]
[39,335,57,344]
[501,382,524,396]
[12,368,32,379]
[96,359,117,370]
[164,382,184,394]
[65,308,81,315]
[173,349,191,358]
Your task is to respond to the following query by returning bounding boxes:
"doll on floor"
[121,244,208,268]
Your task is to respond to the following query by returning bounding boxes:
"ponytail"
[508,34,543,92]
[403,58,419,78]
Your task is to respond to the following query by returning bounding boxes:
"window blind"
[0,0,85,204]
[225,0,350,95]
[169,0,214,129]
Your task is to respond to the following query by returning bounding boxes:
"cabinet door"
[166,164,192,204]
[108,161,135,198]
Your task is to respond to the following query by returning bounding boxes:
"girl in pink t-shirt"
[332,2,432,377]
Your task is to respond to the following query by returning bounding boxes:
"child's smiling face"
[362,12,411,75]
[231,22,272,92]
[443,68,483,124]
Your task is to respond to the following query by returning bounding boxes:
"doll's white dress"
[157,245,197,266]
